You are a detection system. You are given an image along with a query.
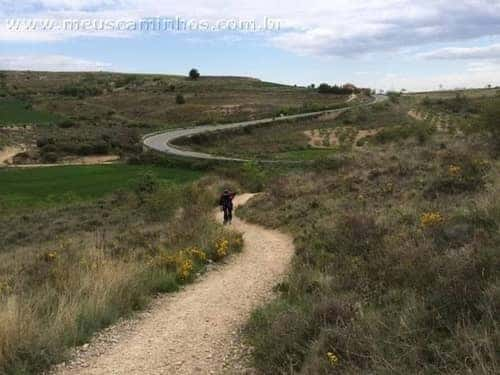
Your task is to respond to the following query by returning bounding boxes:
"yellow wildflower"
[189,247,207,262]
[216,239,229,259]
[43,251,58,262]
[421,212,444,228]
[327,352,339,367]
[448,165,462,176]
[179,259,193,280]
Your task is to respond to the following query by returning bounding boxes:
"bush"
[479,101,500,155]
[374,125,413,144]
[36,137,53,148]
[115,75,139,88]
[422,94,478,114]
[60,85,102,98]
[240,161,267,192]
[175,94,186,105]
[327,213,385,257]
[41,152,58,163]
[373,123,435,145]
[134,171,160,203]
[387,91,401,104]
[58,119,76,128]
[424,158,489,198]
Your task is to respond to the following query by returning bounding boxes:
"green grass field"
[0,98,60,125]
[0,164,202,208]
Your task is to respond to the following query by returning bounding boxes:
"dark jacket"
[219,192,235,210]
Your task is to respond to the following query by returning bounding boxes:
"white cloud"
[0,55,112,71]
[367,66,500,92]
[1,0,500,57]
[421,44,500,60]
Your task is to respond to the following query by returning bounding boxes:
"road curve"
[143,95,387,163]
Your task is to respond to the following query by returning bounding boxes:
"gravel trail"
[53,194,294,375]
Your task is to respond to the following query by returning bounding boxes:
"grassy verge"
[0,177,243,374]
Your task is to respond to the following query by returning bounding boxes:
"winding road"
[143,95,387,162]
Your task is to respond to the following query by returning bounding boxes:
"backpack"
[220,193,233,209]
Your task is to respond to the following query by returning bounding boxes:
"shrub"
[373,123,435,145]
[36,137,52,148]
[41,152,58,163]
[387,91,401,103]
[425,158,489,198]
[240,161,267,192]
[373,125,413,144]
[422,94,478,114]
[175,94,186,105]
[58,119,76,128]
[59,85,102,98]
[327,213,385,258]
[479,101,500,155]
[134,171,160,203]
[115,75,139,88]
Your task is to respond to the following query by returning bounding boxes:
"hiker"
[219,189,236,225]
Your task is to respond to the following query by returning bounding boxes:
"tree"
[318,83,351,95]
[189,69,200,80]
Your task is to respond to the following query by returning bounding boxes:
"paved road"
[143,95,387,162]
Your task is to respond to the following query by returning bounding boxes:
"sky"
[1,1,500,92]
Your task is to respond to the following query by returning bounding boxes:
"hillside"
[0,71,349,165]
[182,89,500,373]
[1,77,498,374]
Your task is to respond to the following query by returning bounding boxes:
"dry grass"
[0,176,243,374]
[237,97,500,374]
[1,71,350,162]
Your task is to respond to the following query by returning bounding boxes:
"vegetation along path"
[52,194,295,375]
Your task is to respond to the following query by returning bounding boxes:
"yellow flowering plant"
[327,352,339,367]
[215,238,230,259]
[448,165,462,177]
[421,212,444,228]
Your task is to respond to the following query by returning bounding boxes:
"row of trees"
[317,83,373,95]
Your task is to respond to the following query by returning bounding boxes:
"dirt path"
[0,145,25,166]
[52,194,294,375]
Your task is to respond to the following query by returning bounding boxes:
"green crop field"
[0,98,61,125]
[0,164,202,209]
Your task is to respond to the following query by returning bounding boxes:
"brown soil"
[0,146,25,166]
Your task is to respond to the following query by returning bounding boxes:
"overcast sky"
[1,0,500,91]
